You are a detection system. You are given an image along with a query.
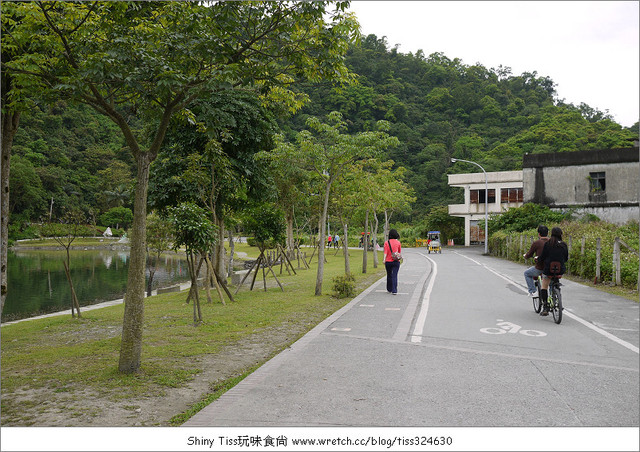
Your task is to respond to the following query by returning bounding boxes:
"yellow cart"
[427,231,442,253]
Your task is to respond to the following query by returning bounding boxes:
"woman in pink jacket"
[384,229,402,295]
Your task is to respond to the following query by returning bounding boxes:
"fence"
[489,233,640,291]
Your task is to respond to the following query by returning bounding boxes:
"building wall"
[523,163,638,205]
[448,171,524,246]
[523,147,639,225]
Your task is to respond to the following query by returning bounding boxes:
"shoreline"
[1,280,193,327]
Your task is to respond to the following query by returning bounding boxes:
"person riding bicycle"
[523,225,549,298]
[538,226,569,316]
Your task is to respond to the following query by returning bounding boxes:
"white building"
[448,171,524,246]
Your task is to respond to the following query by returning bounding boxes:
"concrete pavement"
[184,246,639,427]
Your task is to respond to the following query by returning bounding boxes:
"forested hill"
[281,34,638,214]
[9,34,638,227]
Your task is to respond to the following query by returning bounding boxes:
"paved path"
[185,246,639,427]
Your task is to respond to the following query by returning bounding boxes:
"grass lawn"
[1,243,386,425]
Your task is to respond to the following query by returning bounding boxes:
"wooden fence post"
[613,237,621,286]
[580,237,585,276]
[595,238,601,284]
[519,235,523,262]
[567,235,572,275]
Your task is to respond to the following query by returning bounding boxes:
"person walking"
[384,229,402,295]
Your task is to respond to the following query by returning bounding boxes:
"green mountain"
[9,34,637,229]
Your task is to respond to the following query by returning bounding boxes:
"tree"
[169,203,217,324]
[3,1,359,373]
[275,111,399,294]
[100,206,133,230]
[145,213,173,297]
[40,209,85,318]
[149,89,279,280]
[240,202,287,292]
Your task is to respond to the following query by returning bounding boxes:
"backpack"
[388,240,402,261]
[549,261,563,275]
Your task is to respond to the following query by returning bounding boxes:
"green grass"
[1,245,386,424]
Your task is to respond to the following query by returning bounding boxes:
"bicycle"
[533,271,563,324]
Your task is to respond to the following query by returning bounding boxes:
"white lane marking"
[359,304,375,307]
[454,251,639,355]
[410,254,437,343]
[332,332,638,373]
[564,311,639,354]
[385,308,401,311]
[331,328,351,332]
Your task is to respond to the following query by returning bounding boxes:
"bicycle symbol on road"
[480,319,547,337]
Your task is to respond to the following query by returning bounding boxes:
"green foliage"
[488,203,568,232]
[100,207,133,230]
[415,205,464,243]
[242,203,286,249]
[146,213,174,254]
[490,220,639,289]
[286,34,637,220]
[168,203,217,255]
[331,273,356,299]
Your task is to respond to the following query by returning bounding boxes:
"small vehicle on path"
[427,231,442,253]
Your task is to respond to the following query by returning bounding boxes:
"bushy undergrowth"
[490,220,639,289]
[331,273,356,299]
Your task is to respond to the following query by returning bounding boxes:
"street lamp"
[451,158,488,255]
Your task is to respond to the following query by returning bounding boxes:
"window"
[470,189,495,204]
[501,188,523,203]
[589,172,606,192]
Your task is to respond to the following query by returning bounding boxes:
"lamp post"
[451,158,488,255]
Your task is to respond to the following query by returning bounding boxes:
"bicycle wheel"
[533,280,542,313]
[551,284,562,324]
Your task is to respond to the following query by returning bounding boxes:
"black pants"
[385,260,400,293]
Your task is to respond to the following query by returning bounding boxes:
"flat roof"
[522,147,638,168]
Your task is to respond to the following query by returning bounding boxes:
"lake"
[2,248,190,323]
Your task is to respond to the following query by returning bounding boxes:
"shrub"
[488,203,567,232]
[331,273,355,299]
[100,206,133,229]
[489,220,639,290]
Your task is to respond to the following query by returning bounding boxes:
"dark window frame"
[470,188,495,204]
[589,172,606,192]
[501,188,523,203]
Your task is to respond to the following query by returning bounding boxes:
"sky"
[347,1,639,128]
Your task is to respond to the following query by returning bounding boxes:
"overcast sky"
[347,1,639,128]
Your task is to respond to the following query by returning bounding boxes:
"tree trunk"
[286,209,295,252]
[228,230,235,278]
[205,255,225,305]
[315,179,331,295]
[362,209,369,273]
[146,253,158,297]
[1,105,19,316]
[341,218,350,275]
[383,210,390,242]
[215,217,225,279]
[372,211,379,268]
[118,152,152,374]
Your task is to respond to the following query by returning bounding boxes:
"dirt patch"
[1,325,304,427]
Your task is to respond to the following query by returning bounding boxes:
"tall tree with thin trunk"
[275,112,399,295]
[3,1,359,373]
[41,209,85,318]
[169,203,217,325]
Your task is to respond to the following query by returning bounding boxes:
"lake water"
[2,249,190,323]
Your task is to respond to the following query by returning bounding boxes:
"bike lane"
[184,246,638,428]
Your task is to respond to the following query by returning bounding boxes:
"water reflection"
[3,249,189,323]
